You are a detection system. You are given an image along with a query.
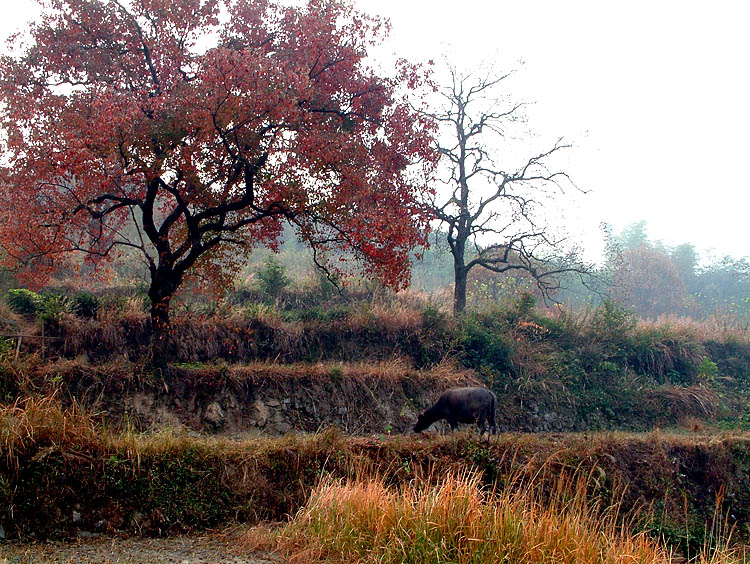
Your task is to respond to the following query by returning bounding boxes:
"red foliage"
[0,0,436,294]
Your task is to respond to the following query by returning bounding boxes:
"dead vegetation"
[2,398,750,556]
[272,468,746,564]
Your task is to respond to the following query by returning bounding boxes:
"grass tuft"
[0,396,100,475]
[275,469,744,564]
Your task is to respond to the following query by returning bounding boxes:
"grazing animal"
[413,386,497,434]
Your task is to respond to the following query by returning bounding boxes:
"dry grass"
[647,385,719,419]
[220,357,478,389]
[0,396,100,475]
[368,298,424,334]
[2,397,750,557]
[0,299,25,334]
[274,468,745,564]
[639,315,750,346]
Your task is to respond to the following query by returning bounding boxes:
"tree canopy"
[0,0,436,363]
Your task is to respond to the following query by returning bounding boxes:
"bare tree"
[422,64,590,315]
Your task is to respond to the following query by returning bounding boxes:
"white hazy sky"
[2,0,749,262]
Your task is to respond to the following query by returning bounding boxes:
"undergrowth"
[2,290,750,435]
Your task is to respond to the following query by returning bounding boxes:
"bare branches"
[420,62,590,313]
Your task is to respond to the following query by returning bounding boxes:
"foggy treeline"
[601,221,750,321]
[239,219,750,323]
[410,219,750,323]
[2,218,748,325]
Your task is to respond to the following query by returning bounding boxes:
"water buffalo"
[413,386,497,434]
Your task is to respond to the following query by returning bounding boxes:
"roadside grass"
[2,398,750,558]
[272,469,746,564]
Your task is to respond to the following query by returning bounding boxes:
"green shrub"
[589,300,636,341]
[576,300,636,372]
[37,294,70,327]
[697,356,719,382]
[458,313,513,372]
[5,288,42,316]
[316,271,340,300]
[515,292,536,319]
[257,255,290,300]
[72,291,99,318]
[323,304,351,322]
[280,304,351,323]
[421,303,447,331]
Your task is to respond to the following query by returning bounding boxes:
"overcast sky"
[2,0,748,262]
[355,0,750,263]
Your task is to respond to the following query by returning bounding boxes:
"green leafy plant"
[697,356,719,382]
[257,255,290,300]
[5,288,42,316]
[37,294,70,326]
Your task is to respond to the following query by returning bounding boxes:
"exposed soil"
[1,528,282,564]
[40,360,483,435]
[29,359,722,438]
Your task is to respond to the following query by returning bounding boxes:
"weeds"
[275,468,743,564]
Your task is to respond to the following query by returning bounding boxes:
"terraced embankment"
[1,396,749,551]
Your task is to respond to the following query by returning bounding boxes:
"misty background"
[1,0,748,322]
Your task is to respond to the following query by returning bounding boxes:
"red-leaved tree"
[0,0,436,366]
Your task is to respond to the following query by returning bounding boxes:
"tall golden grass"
[0,396,100,475]
[275,469,745,564]
[2,397,749,559]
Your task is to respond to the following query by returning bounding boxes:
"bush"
[515,292,537,319]
[589,300,637,341]
[625,320,706,384]
[697,356,719,382]
[316,271,340,301]
[37,293,70,329]
[421,303,447,331]
[72,291,99,318]
[257,255,290,300]
[458,313,514,372]
[5,288,42,316]
[284,304,351,323]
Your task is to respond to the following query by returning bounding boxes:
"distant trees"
[0,0,436,366]
[696,257,750,319]
[610,244,692,318]
[605,221,750,322]
[418,64,589,315]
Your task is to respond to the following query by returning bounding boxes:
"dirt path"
[0,529,283,564]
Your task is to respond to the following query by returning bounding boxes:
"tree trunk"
[148,272,179,372]
[453,260,468,316]
[149,294,171,373]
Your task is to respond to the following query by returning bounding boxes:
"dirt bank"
[15,358,723,436]
[2,400,749,549]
